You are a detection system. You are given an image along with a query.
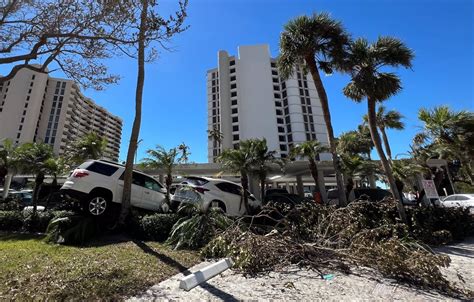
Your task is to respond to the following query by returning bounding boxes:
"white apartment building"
[0,67,122,161]
[207,44,330,163]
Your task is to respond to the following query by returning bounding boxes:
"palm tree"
[363,105,404,160]
[218,140,256,214]
[278,13,350,206]
[141,145,189,204]
[249,139,281,200]
[0,139,18,199]
[289,140,328,203]
[66,132,107,166]
[14,142,55,215]
[417,106,474,185]
[342,37,414,223]
[208,127,223,144]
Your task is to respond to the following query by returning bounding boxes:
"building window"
[287,134,293,142]
[229,60,235,66]
[274,93,281,99]
[231,100,237,106]
[272,78,278,83]
[275,101,282,107]
[282,91,287,98]
[16,133,20,139]
[271,70,278,76]
[271,62,276,68]
[232,108,238,114]
[230,75,236,81]
[232,116,238,123]
[230,68,235,74]
[278,126,285,133]
[281,82,286,89]
[276,109,282,115]
[231,91,237,97]
[230,83,237,89]
[284,108,289,115]
[28,89,32,94]
[280,144,287,151]
[279,135,286,142]
[31,75,35,80]
[273,85,279,91]
[233,125,239,131]
[233,134,239,141]
[277,118,284,124]
[306,133,311,141]
[22,110,26,116]
[212,87,216,93]
[18,125,22,131]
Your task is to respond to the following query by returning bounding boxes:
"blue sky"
[3,0,473,162]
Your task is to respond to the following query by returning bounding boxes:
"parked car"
[60,160,167,216]
[440,194,474,214]
[327,188,392,205]
[9,190,33,205]
[171,176,261,216]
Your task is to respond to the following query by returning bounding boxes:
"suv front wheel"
[86,195,109,216]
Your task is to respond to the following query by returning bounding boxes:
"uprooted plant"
[202,199,474,299]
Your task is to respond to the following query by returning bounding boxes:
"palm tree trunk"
[309,158,327,204]
[32,172,44,216]
[165,173,172,205]
[367,98,407,222]
[2,173,13,199]
[380,126,393,161]
[305,56,347,206]
[240,170,250,214]
[118,0,148,226]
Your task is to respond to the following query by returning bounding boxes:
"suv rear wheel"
[86,195,109,216]
[210,200,226,213]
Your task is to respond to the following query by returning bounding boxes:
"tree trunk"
[309,158,328,204]
[305,56,347,206]
[118,0,148,226]
[260,175,265,202]
[165,173,172,205]
[367,98,407,222]
[240,170,250,214]
[32,172,44,216]
[2,173,13,199]
[380,126,393,161]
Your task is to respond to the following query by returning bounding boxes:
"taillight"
[195,187,209,194]
[72,170,89,178]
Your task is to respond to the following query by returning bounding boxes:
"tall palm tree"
[218,140,257,214]
[249,139,281,200]
[289,140,328,203]
[363,105,404,160]
[14,142,55,215]
[141,144,189,204]
[342,37,414,222]
[278,13,350,206]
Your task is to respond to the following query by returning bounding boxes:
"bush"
[131,213,180,242]
[0,211,23,231]
[0,196,23,211]
[45,215,98,245]
[166,203,233,250]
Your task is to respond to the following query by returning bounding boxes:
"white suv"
[61,160,167,216]
[171,177,261,216]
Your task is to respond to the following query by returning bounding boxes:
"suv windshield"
[183,177,209,186]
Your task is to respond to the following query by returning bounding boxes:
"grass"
[0,232,200,300]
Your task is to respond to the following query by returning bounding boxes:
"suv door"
[215,182,244,215]
[116,172,144,207]
[141,174,166,210]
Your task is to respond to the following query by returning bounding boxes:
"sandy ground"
[129,238,474,301]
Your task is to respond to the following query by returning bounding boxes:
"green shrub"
[135,213,180,242]
[166,203,233,250]
[0,196,23,211]
[23,211,54,232]
[45,215,98,245]
[0,211,23,231]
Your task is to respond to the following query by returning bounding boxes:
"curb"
[179,258,233,291]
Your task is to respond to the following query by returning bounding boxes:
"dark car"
[327,188,391,204]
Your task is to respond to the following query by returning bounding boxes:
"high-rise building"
[0,67,122,161]
[207,44,330,163]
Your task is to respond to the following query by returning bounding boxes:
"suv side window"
[216,182,242,195]
[86,162,119,176]
[143,175,163,192]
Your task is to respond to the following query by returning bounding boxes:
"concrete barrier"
[179,258,233,291]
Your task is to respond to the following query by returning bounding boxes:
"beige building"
[0,67,122,161]
[207,44,330,163]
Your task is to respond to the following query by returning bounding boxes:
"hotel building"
[207,44,330,163]
[0,67,122,161]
